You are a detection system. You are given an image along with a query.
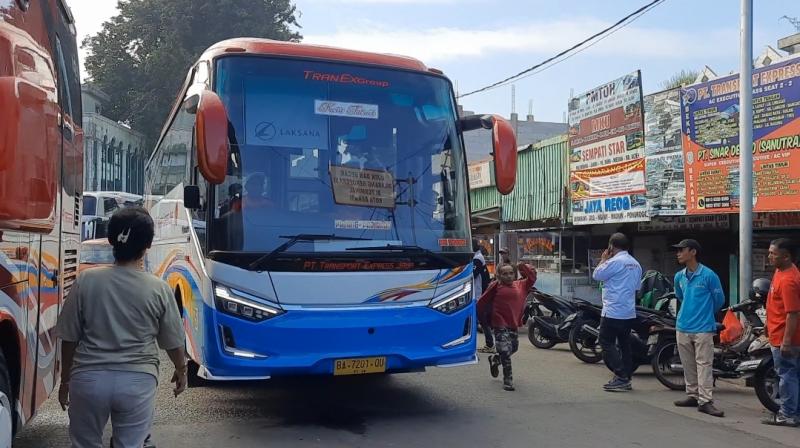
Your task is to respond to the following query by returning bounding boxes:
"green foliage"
[83,0,301,149]
[661,69,699,90]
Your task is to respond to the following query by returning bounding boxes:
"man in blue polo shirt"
[672,239,726,418]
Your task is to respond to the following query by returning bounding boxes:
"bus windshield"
[209,56,469,260]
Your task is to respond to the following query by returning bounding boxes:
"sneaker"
[603,377,631,392]
[761,413,798,427]
[478,345,495,354]
[489,355,500,378]
[503,378,515,391]
[604,376,620,387]
[674,397,699,407]
[144,435,157,448]
[697,402,724,418]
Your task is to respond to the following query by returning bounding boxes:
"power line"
[457,0,666,99]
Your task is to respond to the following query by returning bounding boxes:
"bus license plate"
[333,357,386,376]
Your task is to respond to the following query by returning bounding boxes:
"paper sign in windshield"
[315,100,379,120]
[330,166,395,208]
[334,220,392,230]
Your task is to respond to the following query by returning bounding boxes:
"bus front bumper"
[198,302,477,379]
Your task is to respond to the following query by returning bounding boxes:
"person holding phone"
[592,233,642,392]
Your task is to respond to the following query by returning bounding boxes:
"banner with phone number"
[681,56,800,214]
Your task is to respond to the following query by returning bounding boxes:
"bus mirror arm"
[184,185,201,210]
[458,114,493,132]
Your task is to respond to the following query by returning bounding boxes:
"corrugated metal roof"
[469,134,568,224]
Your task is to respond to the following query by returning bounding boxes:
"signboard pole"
[739,0,753,300]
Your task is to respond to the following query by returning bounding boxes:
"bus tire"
[187,360,208,388]
[0,349,15,448]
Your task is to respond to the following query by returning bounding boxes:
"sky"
[69,0,800,123]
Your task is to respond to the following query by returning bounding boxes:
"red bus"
[0,0,83,445]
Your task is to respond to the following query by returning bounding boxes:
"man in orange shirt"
[763,238,800,427]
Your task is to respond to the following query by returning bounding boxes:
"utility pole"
[739,0,753,302]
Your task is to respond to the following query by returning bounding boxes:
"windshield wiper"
[346,244,459,268]
[248,234,371,271]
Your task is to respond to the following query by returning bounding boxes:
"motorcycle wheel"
[651,339,686,391]
[568,319,603,364]
[754,358,780,414]
[528,320,558,349]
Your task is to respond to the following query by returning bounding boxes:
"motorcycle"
[734,278,779,413]
[525,289,583,349]
[568,294,678,366]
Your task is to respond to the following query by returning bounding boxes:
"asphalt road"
[13,328,800,448]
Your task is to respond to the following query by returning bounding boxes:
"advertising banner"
[644,88,685,215]
[569,71,648,224]
[681,56,800,213]
[468,160,492,188]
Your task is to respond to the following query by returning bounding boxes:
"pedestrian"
[671,239,726,417]
[56,207,188,448]
[592,233,641,392]
[762,238,800,427]
[473,239,494,353]
[477,262,537,391]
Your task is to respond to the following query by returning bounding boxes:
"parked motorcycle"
[734,278,778,413]
[525,289,582,349]
[569,293,678,366]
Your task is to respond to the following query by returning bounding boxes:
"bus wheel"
[187,360,208,388]
[0,350,15,448]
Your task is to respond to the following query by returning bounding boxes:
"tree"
[83,0,301,148]
[660,69,699,90]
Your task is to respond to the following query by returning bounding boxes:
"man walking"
[671,239,725,418]
[762,238,800,426]
[592,233,641,392]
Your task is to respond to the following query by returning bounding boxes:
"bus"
[0,0,83,445]
[145,38,516,383]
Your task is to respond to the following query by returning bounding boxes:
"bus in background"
[0,0,83,445]
[145,38,516,383]
[81,190,142,240]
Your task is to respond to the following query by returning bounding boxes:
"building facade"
[81,84,147,194]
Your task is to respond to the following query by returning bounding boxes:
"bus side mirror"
[490,115,517,195]
[195,91,229,185]
[184,185,201,210]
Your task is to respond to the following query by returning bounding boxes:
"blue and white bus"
[145,38,517,382]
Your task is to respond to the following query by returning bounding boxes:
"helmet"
[751,278,771,301]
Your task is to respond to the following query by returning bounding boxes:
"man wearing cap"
[672,239,726,417]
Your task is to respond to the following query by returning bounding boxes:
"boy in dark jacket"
[477,262,537,391]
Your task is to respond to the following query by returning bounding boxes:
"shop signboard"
[468,160,492,188]
[681,56,800,214]
[636,214,730,232]
[569,71,648,224]
[644,88,686,216]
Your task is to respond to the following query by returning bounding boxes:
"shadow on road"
[173,374,445,435]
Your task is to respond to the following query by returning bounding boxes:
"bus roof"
[201,38,431,73]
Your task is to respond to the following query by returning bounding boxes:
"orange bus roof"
[201,38,430,73]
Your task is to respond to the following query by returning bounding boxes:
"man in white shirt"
[592,232,642,392]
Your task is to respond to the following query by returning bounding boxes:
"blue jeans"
[771,347,800,418]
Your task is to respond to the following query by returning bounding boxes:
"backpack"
[638,270,673,309]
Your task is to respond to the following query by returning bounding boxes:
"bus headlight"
[430,283,472,314]
[214,285,284,322]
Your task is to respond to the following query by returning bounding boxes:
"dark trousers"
[491,328,519,380]
[599,316,635,380]
[483,325,495,348]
